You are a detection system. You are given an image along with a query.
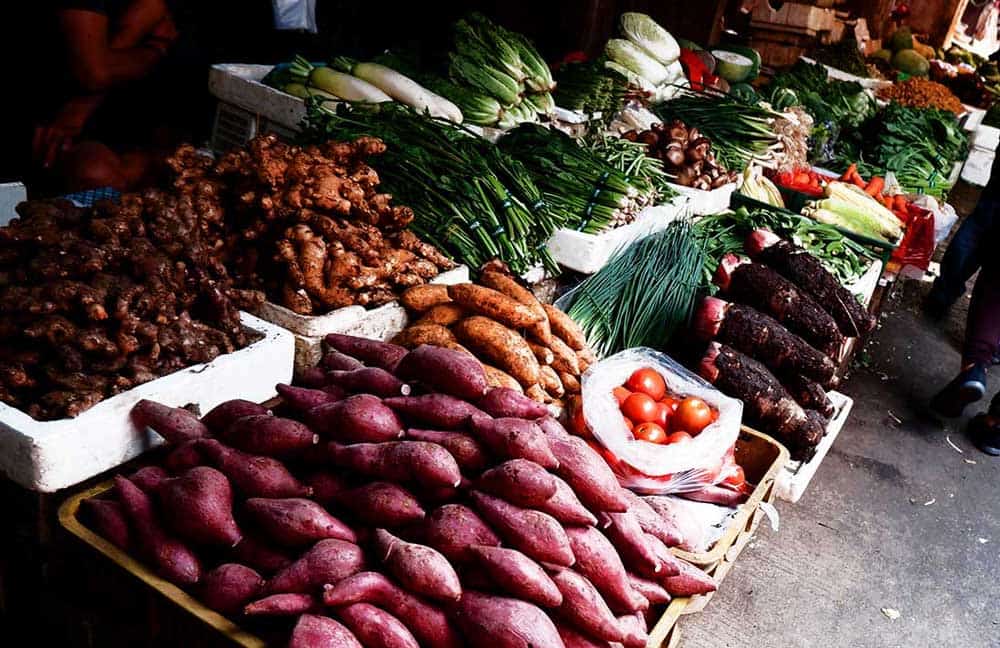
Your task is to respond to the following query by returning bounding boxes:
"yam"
[158,467,242,547]
[599,511,661,577]
[468,415,559,468]
[306,394,404,443]
[415,303,466,327]
[395,344,488,400]
[197,439,312,499]
[470,491,574,567]
[329,441,462,489]
[391,324,457,349]
[267,538,366,594]
[453,316,540,387]
[80,498,130,550]
[201,399,270,434]
[537,475,598,527]
[559,371,581,394]
[477,387,548,419]
[221,415,317,458]
[374,528,462,602]
[405,429,488,473]
[337,603,420,648]
[325,334,408,371]
[477,459,557,507]
[621,490,682,547]
[627,573,671,605]
[334,482,426,527]
[276,384,340,415]
[480,270,552,344]
[547,435,628,513]
[325,367,409,397]
[447,283,543,329]
[243,593,319,616]
[200,564,264,616]
[384,394,484,430]
[244,498,356,547]
[565,526,646,614]
[131,400,207,445]
[452,591,564,648]
[423,504,501,564]
[527,340,555,365]
[289,614,362,648]
[468,545,562,608]
[230,535,293,575]
[322,350,365,371]
[617,613,648,648]
[482,364,523,392]
[543,305,587,351]
[660,559,717,597]
[549,568,625,643]
[539,365,565,398]
[401,284,451,313]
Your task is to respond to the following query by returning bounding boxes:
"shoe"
[930,364,987,418]
[969,414,1000,456]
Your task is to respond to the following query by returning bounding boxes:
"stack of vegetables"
[738,165,785,208]
[624,120,739,191]
[580,133,678,204]
[876,77,964,115]
[80,335,721,648]
[604,13,685,101]
[802,181,904,244]
[553,59,630,122]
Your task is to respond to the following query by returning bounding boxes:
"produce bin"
[670,182,737,215]
[208,63,306,135]
[0,312,293,493]
[775,391,853,502]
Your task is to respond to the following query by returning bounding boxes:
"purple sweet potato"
[164,440,205,473]
[326,367,410,398]
[678,484,748,507]
[325,334,408,371]
[231,536,293,575]
[549,568,624,643]
[565,526,646,614]
[337,603,420,648]
[468,545,562,608]
[306,394,404,443]
[452,591,564,648]
[469,415,559,469]
[306,471,351,505]
[537,415,571,439]
[383,394,484,430]
[159,467,242,547]
[277,384,341,415]
[297,367,328,388]
[202,399,271,433]
[599,511,661,578]
[132,400,208,445]
[244,498,356,546]
[374,528,462,602]
[644,535,682,578]
[244,593,319,616]
[620,491,682,547]
[556,622,616,648]
[200,563,264,616]
[197,439,311,498]
[322,572,462,648]
[335,482,426,527]
[130,466,168,493]
[395,344,488,400]
[477,387,549,419]
[476,459,557,508]
[322,350,365,371]
[80,498,130,550]
[267,538,366,594]
[642,496,703,552]
[423,504,501,564]
[627,573,671,605]
[329,441,462,489]
[113,476,201,586]
[289,614,363,648]
[617,613,648,648]
[470,492,574,567]
[221,415,317,457]
[538,476,598,527]
[661,559,717,597]
[546,435,627,513]
[405,429,488,473]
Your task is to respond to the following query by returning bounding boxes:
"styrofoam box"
[798,57,892,91]
[972,125,1000,152]
[0,312,294,493]
[961,147,996,187]
[546,197,691,273]
[847,259,883,306]
[209,63,309,132]
[961,105,986,133]
[255,266,470,373]
[775,390,853,502]
[669,181,737,215]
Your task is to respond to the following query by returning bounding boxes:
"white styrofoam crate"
[775,390,853,502]
[0,312,293,492]
[546,197,691,273]
[669,181,737,215]
[208,63,309,132]
[798,57,892,91]
[847,259,883,306]
[962,147,996,187]
[255,266,470,373]
[972,124,1000,152]
[961,105,986,133]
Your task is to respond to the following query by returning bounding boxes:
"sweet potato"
[548,336,582,375]
[335,482,426,527]
[482,364,523,392]
[306,394,404,443]
[383,394,484,430]
[678,484,748,507]
[469,415,558,469]
[200,563,264,616]
[289,614,363,648]
[565,526,646,614]
[405,429,488,473]
[538,475,598,527]
[546,435,628,513]
[599,511,661,578]
[468,545,562,608]
[644,534,681,577]
[325,334,409,371]
[423,504,501,564]
[329,440,463,489]
[401,284,451,313]
[277,384,341,415]
[164,440,205,473]
[230,535,293,575]
[477,387,548,419]
[620,491,682,547]
[80,498,130,550]
[374,528,461,602]
[539,365,565,398]
[527,340,555,365]
[452,591,564,648]
[556,622,615,648]
[470,491,574,567]
[113,476,201,586]
[130,466,168,493]
[480,270,552,345]
[391,324,457,350]
[661,559,717,596]
[267,538,366,594]
[326,367,410,398]
[305,471,350,505]
[198,439,311,498]
[322,572,462,648]
[526,384,548,403]
[448,283,543,330]
[201,399,271,433]
[322,349,365,371]
[617,613,648,648]
[416,303,466,327]
[453,316,540,387]
[477,459,557,507]
[643,496,706,552]
[543,305,587,351]
[338,603,420,648]
[395,345,489,401]
[132,399,208,445]
[244,593,319,616]
[297,367,328,388]
[159,467,242,547]
[549,568,625,643]
[537,415,571,439]
[559,371,582,394]
[244,498,356,547]
[627,573,671,605]
[221,415,317,457]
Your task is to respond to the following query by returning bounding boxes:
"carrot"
[894,194,908,212]
[864,176,884,197]
[840,164,857,182]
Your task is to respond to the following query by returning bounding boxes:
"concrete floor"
[681,248,1000,645]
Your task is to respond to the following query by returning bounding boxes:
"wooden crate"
[752,29,820,68]
[751,1,836,35]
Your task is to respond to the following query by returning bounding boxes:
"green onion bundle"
[553,59,628,124]
[565,221,705,355]
[581,133,677,203]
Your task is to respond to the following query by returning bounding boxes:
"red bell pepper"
[679,48,709,90]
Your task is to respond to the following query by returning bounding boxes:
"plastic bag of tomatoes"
[577,347,744,494]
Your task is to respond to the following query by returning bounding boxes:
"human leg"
[926,197,998,315]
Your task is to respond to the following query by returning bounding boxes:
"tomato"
[634,422,667,444]
[665,430,692,444]
[653,401,671,429]
[621,392,658,423]
[722,465,745,487]
[674,397,714,434]
[625,368,666,400]
[612,386,632,405]
[660,395,680,413]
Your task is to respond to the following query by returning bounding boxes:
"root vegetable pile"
[876,77,964,115]
[82,336,720,647]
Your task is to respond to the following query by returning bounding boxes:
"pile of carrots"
[840,164,911,224]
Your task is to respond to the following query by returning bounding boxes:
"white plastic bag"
[581,347,742,493]
[272,0,317,32]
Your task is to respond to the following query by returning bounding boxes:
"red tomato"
[674,397,714,434]
[612,386,632,405]
[653,401,671,429]
[625,368,666,400]
[665,430,693,444]
[723,465,746,487]
[621,392,658,423]
[634,422,667,444]
[660,395,680,412]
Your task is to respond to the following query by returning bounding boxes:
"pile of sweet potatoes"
[82,335,717,648]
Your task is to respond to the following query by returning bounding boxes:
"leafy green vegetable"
[618,12,680,65]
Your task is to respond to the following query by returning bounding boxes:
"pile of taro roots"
[693,229,876,460]
[83,335,719,648]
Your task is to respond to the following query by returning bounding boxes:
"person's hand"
[32,122,82,169]
[148,14,178,47]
